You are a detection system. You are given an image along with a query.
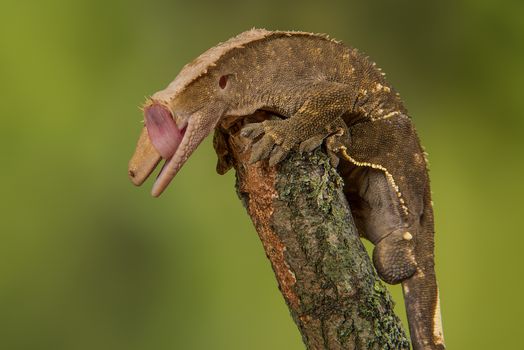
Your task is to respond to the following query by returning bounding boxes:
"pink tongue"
[144,104,182,159]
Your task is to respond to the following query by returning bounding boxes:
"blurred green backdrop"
[1,0,523,349]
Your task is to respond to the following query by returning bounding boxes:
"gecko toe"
[269,146,288,166]
[327,150,340,168]
[241,123,264,139]
[299,134,325,153]
[249,135,275,164]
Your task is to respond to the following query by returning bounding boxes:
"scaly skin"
[128,29,444,350]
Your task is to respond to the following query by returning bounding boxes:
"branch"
[219,111,410,350]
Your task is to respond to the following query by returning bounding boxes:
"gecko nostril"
[129,170,136,178]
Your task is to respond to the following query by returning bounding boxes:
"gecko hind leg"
[339,159,417,285]
[373,229,418,284]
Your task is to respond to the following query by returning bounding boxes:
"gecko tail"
[401,184,446,350]
[401,237,445,350]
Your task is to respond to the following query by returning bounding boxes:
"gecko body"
[128,29,444,350]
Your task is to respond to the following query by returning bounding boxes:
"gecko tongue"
[144,103,183,159]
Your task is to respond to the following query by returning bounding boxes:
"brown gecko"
[128,29,444,350]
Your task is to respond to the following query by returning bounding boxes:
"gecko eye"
[219,75,229,89]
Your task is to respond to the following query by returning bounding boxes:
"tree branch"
[219,111,409,350]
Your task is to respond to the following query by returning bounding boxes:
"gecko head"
[128,73,231,197]
[128,28,271,197]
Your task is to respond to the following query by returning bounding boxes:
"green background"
[1,0,522,349]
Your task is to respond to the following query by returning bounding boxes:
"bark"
[219,112,409,350]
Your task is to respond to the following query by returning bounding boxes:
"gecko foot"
[241,118,350,167]
[373,229,418,284]
[241,119,295,166]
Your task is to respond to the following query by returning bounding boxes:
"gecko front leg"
[240,81,356,165]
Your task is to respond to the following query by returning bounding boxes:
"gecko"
[128,29,444,350]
